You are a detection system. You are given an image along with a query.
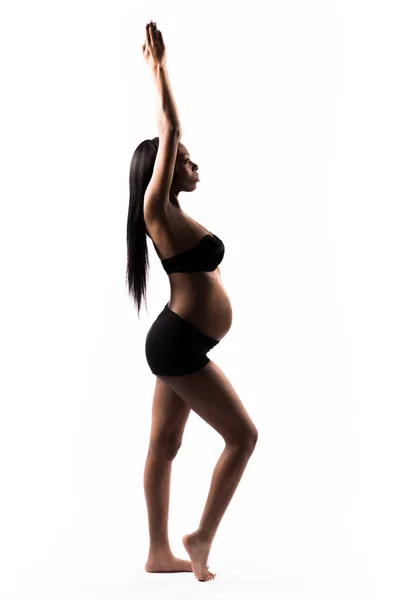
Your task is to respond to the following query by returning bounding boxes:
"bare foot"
[145,554,193,573]
[182,532,216,582]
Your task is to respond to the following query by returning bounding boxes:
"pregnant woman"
[126,21,258,582]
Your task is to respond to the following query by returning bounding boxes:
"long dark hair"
[126,136,178,318]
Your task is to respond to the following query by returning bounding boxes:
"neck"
[169,196,182,211]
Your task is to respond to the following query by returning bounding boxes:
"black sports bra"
[160,232,225,274]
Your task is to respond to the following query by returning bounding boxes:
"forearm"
[151,65,182,132]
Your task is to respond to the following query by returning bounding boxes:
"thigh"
[148,377,192,451]
[157,360,258,447]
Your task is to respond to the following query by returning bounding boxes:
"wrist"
[151,64,166,75]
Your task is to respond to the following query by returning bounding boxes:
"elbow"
[159,122,182,136]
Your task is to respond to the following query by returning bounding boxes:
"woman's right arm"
[152,65,182,132]
[144,22,182,132]
[142,22,182,216]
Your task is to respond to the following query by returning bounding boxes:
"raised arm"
[142,21,182,215]
[143,21,181,131]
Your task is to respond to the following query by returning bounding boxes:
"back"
[144,126,181,219]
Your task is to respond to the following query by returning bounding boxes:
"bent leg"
[158,359,258,545]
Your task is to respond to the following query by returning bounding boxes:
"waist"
[168,270,229,304]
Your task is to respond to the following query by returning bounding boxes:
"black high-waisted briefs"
[145,303,220,376]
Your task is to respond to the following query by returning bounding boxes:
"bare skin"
[143,362,258,582]
[145,553,209,574]
[143,382,210,574]
[144,553,193,573]
[182,533,216,581]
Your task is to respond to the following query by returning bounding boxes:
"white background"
[1,0,399,598]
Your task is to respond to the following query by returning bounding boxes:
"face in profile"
[174,143,200,192]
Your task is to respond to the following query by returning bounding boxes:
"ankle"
[193,529,214,545]
[148,542,172,556]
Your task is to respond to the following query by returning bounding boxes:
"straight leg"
[143,449,174,555]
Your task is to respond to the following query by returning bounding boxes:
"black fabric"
[145,303,220,376]
[160,233,225,274]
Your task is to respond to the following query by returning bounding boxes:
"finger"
[151,21,160,44]
[146,23,151,45]
[148,22,156,45]
[158,29,163,45]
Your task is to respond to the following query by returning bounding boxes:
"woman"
[126,20,258,582]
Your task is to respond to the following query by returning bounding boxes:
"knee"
[149,438,182,460]
[244,428,258,454]
[230,427,258,455]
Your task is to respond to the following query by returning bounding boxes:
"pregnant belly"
[168,272,233,341]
